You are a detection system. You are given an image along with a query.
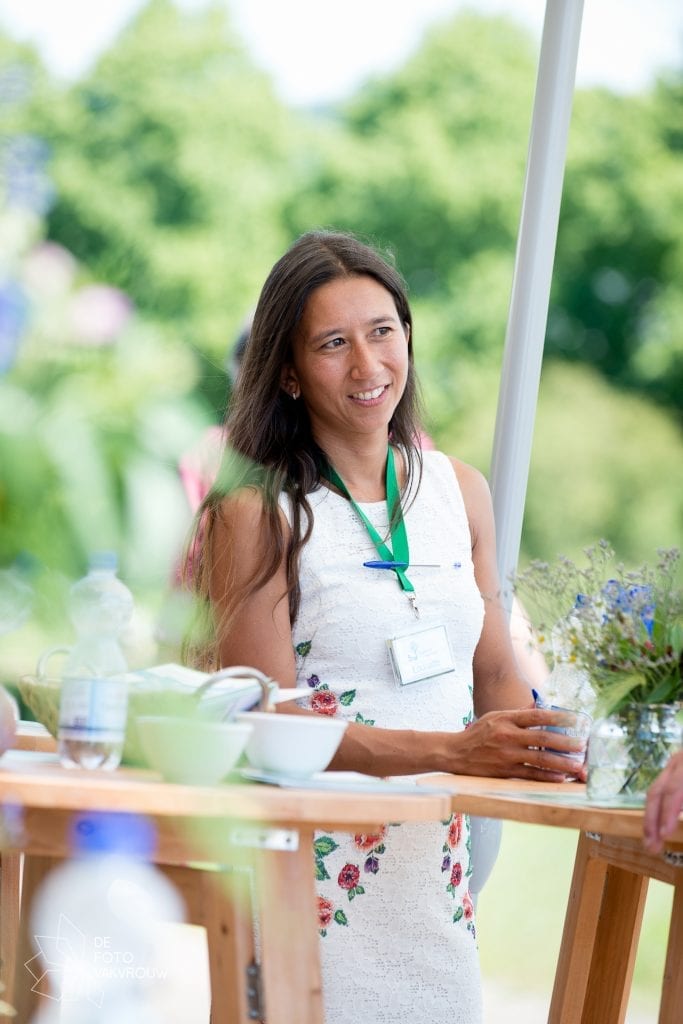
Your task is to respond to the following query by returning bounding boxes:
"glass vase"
[586,702,683,803]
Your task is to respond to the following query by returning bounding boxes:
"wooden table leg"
[256,828,323,1024]
[161,863,256,1024]
[549,833,609,1023]
[581,861,648,1023]
[659,877,683,1024]
[0,852,22,1018]
[12,854,56,1024]
[550,832,650,1024]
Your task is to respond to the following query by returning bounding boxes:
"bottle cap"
[88,551,119,573]
[70,812,157,858]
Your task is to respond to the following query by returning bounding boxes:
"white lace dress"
[280,450,485,1024]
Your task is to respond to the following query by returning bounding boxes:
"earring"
[290,388,300,400]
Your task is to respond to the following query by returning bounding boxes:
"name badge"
[387,624,455,687]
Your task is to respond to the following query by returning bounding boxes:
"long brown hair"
[185,230,425,669]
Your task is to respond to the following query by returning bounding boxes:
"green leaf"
[355,885,365,895]
[314,860,330,882]
[334,910,348,926]
[339,689,357,705]
[453,906,464,923]
[314,836,339,857]
[296,641,312,657]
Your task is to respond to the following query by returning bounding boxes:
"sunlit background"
[3,0,683,102]
[0,3,682,1019]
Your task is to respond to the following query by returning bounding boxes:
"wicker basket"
[19,665,274,767]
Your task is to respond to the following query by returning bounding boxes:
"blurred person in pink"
[178,319,252,515]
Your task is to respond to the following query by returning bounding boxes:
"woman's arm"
[209,488,297,685]
[211,483,584,781]
[450,457,534,715]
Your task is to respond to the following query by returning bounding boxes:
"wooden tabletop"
[0,750,452,830]
[3,747,681,846]
[428,773,683,844]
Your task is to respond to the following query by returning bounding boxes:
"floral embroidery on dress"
[314,835,339,880]
[296,643,357,717]
[440,813,475,930]
[306,678,356,717]
[463,891,476,937]
[338,863,365,901]
[354,827,387,875]
[317,895,348,937]
[447,861,463,893]
[440,813,463,874]
[452,889,476,937]
[311,689,339,716]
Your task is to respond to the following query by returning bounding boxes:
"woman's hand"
[643,750,683,853]
[446,706,588,782]
[325,704,587,781]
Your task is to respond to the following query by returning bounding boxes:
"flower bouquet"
[514,542,683,800]
[514,540,682,715]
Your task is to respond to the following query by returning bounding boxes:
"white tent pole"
[490,0,584,613]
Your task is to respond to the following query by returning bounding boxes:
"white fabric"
[280,450,485,1024]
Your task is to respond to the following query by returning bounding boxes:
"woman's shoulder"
[422,450,489,493]
[421,450,492,517]
[216,484,290,534]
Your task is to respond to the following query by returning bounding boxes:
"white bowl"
[235,712,347,777]
[135,716,253,785]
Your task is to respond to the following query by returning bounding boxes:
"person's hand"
[451,706,588,782]
[643,750,683,853]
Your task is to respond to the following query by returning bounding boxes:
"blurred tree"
[0,41,214,615]
[549,81,683,412]
[285,13,535,303]
[25,0,313,395]
[1,4,681,589]
[433,356,683,566]
[283,12,683,421]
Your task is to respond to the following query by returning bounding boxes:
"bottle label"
[58,677,128,742]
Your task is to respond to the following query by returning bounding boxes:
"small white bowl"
[235,712,347,777]
[135,716,253,785]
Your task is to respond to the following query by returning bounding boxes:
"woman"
[188,230,585,1024]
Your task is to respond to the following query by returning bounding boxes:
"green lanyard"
[323,447,419,618]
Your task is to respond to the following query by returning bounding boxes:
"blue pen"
[363,560,461,570]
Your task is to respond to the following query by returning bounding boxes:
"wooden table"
[0,750,451,1024]
[429,773,683,1024]
[1,753,681,1024]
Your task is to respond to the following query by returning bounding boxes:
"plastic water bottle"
[28,811,185,1023]
[58,552,134,770]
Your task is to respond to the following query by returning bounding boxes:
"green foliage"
[548,82,683,408]
[431,358,683,564]
[25,0,312,365]
[1,3,682,651]
[0,198,213,608]
[285,14,535,302]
